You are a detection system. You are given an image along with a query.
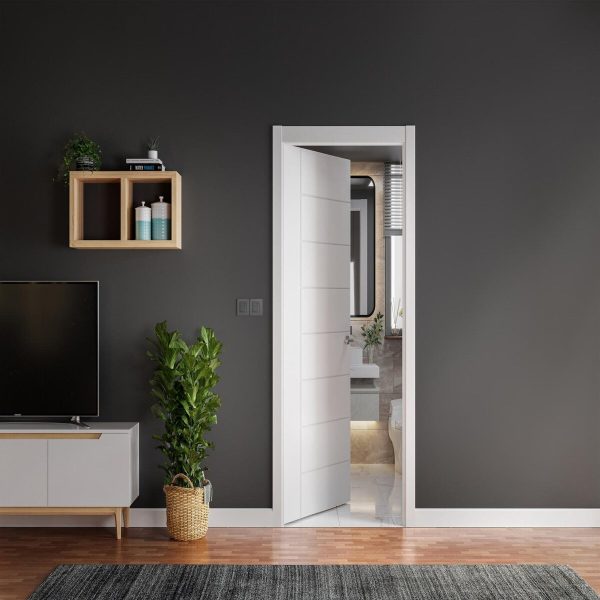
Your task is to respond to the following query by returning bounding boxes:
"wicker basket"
[164,473,210,541]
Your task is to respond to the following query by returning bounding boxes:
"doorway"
[272,126,415,527]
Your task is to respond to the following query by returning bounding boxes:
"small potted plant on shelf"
[147,136,160,160]
[56,132,102,185]
[361,311,384,363]
[148,321,222,541]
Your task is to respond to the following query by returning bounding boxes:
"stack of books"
[125,158,166,171]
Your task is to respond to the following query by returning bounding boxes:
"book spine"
[128,164,166,171]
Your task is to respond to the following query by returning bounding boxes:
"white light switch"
[236,299,250,316]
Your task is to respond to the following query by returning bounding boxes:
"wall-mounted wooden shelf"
[69,170,182,249]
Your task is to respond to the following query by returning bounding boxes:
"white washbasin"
[349,347,380,379]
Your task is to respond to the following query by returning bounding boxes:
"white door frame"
[272,126,415,527]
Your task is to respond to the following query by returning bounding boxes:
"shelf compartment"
[128,180,173,242]
[82,182,121,240]
[69,171,182,250]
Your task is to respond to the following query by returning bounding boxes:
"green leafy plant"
[56,132,102,185]
[361,311,384,350]
[148,321,222,487]
[147,136,160,151]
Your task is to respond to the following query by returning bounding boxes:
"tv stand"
[69,416,91,429]
[0,422,139,539]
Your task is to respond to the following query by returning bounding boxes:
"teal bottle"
[151,196,171,240]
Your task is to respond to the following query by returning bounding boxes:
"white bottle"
[135,201,151,241]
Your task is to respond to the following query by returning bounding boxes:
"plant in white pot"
[361,311,384,363]
[148,321,222,541]
[147,136,160,160]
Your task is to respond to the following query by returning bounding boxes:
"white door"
[282,146,351,523]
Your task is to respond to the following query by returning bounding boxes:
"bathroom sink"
[349,347,380,379]
[350,364,380,378]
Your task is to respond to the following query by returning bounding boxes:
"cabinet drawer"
[0,440,47,506]
[351,391,379,421]
[48,434,132,506]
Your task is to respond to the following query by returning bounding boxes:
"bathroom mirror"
[351,176,375,317]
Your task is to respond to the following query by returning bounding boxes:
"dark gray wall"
[1,0,600,509]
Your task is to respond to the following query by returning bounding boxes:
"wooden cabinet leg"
[123,507,130,528]
[114,508,122,540]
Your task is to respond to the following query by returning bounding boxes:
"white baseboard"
[407,508,600,528]
[3,507,599,528]
[0,508,276,528]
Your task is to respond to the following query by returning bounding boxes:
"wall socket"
[237,298,263,317]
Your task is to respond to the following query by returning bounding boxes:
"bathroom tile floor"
[286,464,402,527]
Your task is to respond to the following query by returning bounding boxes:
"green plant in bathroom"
[148,321,222,488]
[56,132,102,185]
[391,297,404,335]
[361,311,384,363]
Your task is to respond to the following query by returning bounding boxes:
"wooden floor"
[2,527,600,599]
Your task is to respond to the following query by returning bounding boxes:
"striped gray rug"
[29,564,598,600]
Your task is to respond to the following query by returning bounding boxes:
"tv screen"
[0,282,98,417]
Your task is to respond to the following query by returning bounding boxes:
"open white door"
[282,146,351,524]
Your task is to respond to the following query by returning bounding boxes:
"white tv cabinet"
[0,422,139,539]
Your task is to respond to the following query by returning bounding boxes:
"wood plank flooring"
[2,527,600,599]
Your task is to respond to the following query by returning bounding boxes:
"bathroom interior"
[290,158,404,527]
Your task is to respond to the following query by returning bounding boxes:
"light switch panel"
[236,298,250,316]
[250,298,263,316]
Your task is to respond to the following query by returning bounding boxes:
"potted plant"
[148,321,222,541]
[361,311,384,363]
[56,133,102,185]
[147,136,160,160]
[391,297,403,337]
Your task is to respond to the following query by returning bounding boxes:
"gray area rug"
[28,564,598,600]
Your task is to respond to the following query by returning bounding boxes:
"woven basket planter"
[164,473,210,541]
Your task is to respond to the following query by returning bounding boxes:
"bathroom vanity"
[350,348,380,420]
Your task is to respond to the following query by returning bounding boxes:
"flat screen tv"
[0,281,99,418]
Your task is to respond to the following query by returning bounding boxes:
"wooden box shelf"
[69,171,182,249]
